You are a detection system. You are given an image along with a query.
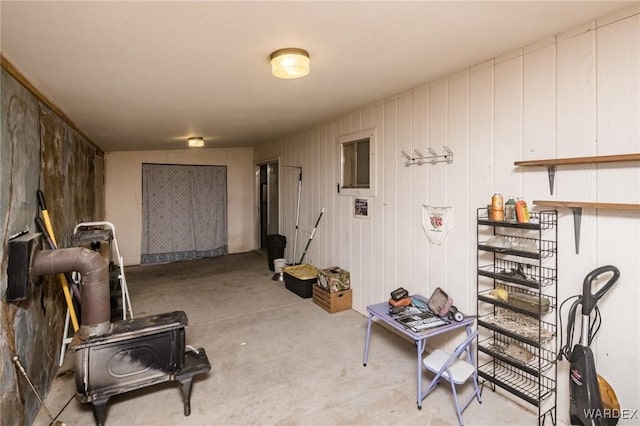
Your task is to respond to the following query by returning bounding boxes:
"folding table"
[362,295,476,409]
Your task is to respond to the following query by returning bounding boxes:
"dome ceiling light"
[188,137,204,148]
[270,48,310,79]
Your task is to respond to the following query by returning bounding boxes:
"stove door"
[75,328,185,401]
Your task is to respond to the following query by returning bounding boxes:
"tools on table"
[388,286,465,322]
[388,287,411,312]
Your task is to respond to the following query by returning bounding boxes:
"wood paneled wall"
[255,7,639,420]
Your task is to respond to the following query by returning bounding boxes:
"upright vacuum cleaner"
[558,265,621,426]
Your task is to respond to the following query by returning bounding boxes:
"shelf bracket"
[546,165,556,195]
[571,207,582,254]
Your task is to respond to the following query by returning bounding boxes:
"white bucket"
[274,258,287,273]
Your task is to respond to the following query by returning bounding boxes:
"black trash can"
[266,234,287,271]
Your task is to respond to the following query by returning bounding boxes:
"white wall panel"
[522,41,557,201]
[469,60,495,216]
[494,51,524,199]
[337,116,352,273]
[396,91,413,301]
[556,24,598,284]
[410,84,430,300]
[426,79,448,298]
[594,13,640,410]
[382,98,399,300]
[371,101,386,303]
[356,107,374,311]
[425,78,449,351]
[315,125,328,266]
[446,71,472,310]
[252,9,639,422]
[325,120,339,268]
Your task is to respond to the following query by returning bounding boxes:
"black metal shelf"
[476,208,557,424]
[478,218,542,230]
[478,360,556,407]
[477,244,541,259]
[477,314,555,348]
[477,209,558,230]
[478,236,556,260]
[478,336,556,377]
[478,288,554,320]
[477,260,556,290]
[478,295,538,319]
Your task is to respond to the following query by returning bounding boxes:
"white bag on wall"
[421,205,453,245]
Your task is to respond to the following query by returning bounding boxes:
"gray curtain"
[141,163,227,264]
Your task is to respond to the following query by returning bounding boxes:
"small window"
[338,129,376,197]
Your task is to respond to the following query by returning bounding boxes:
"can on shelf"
[491,193,504,221]
[505,196,517,222]
[516,198,530,223]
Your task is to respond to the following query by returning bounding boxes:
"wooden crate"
[312,284,352,314]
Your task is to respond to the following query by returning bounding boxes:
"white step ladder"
[59,221,133,366]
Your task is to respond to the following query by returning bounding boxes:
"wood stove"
[71,310,210,425]
[10,237,212,426]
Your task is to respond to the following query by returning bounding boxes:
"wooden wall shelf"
[514,153,640,167]
[516,154,640,254]
[533,200,640,254]
[533,200,640,210]
[514,153,640,194]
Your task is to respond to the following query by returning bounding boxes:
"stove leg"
[178,377,194,416]
[92,398,109,426]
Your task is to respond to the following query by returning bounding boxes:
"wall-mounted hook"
[401,150,412,167]
[401,146,455,167]
[427,148,438,164]
[443,146,454,163]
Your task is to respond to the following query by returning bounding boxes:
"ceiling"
[1,1,633,152]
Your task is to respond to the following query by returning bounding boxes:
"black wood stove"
[22,242,211,426]
[71,311,210,425]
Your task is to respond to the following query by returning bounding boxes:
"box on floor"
[283,264,319,298]
[318,266,350,292]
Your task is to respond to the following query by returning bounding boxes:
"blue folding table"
[362,295,476,409]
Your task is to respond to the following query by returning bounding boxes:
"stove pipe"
[31,247,110,339]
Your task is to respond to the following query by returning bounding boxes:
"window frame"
[338,128,377,197]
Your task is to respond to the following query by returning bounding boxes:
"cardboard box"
[312,284,352,313]
[318,267,350,292]
[283,264,319,298]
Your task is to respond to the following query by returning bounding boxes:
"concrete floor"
[37,251,540,426]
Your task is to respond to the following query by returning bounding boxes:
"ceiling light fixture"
[270,48,310,79]
[188,137,204,147]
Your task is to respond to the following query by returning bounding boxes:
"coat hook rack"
[402,146,454,167]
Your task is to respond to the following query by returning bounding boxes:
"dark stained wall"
[40,106,96,247]
[0,68,102,425]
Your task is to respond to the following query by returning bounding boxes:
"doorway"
[257,161,279,250]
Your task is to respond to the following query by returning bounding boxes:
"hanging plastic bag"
[421,205,453,245]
